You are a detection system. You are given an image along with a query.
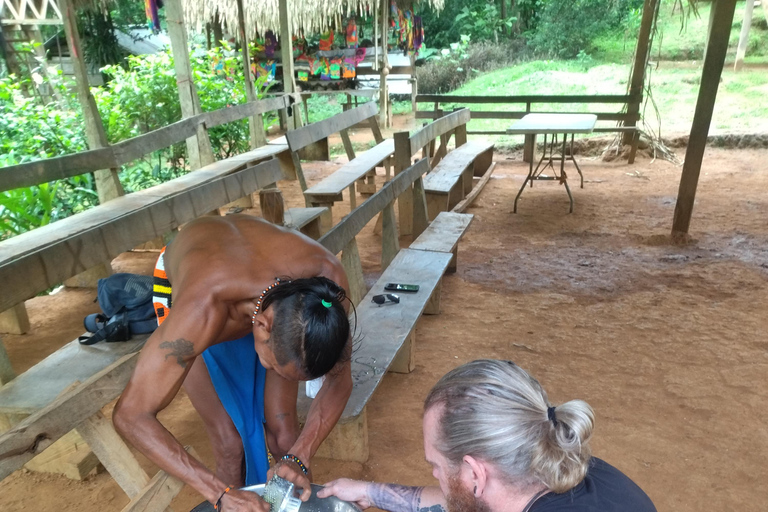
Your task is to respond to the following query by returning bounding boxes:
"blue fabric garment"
[201,333,269,486]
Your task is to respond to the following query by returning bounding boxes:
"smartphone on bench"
[384,283,420,293]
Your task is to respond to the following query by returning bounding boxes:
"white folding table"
[507,113,597,213]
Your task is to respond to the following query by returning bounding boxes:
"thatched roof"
[182,0,443,40]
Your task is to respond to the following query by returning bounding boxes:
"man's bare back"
[164,215,343,346]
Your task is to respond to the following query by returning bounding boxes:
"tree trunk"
[734,0,754,71]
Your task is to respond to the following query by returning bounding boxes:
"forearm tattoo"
[159,339,194,369]
[367,484,446,512]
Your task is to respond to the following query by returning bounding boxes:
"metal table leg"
[560,132,573,213]
[514,132,537,213]
[570,134,585,189]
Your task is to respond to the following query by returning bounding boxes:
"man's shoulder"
[530,458,657,512]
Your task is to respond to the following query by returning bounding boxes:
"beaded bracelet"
[214,486,232,510]
[281,454,309,475]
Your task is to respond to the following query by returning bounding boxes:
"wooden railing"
[0,94,298,192]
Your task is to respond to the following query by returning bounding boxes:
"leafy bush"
[526,0,643,58]
[416,37,525,94]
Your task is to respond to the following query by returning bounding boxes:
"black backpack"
[79,273,158,345]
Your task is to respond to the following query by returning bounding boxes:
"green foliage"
[454,3,515,42]
[416,37,523,94]
[526,0,644,59]
[79,10,125,72]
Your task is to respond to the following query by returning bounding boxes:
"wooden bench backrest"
[0,159,284,313]
[285,101,378,151]
[319,158,429,256]
[0,95,295,193]
[407,108,470,158]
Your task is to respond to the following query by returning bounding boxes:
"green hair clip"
[321,299,332,308]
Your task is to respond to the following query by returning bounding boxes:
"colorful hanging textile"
[293,36,308,58]
[145,0,160,32]
[342,56,356,78]
[329,57,342,80]
[354,47,367,65]
[319,58,331,80]
[413,16,424,51]
[295,58,311,82]
[345,19,358,49]
[309,57,323,76]
[255,61,276,82]
[264,31,278,58]
[319,29,334,51]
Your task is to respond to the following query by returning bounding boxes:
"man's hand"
[220,489,271,512]
[317,479,372,510]
[267,460,312,501]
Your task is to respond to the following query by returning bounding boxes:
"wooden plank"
[355,66,413,76]
[114,116,202,166]
[415,110,640,121]
[409,109,471,156]
[205,97,288,128]
[318,159,429,255]
[393,132,414,236]
[285,102,378,150]
[284,207,328,231]
[76,411,150,497]
[120,446,197,512]
[423,142,494,194]
[0,352,140,480]
[411,176,429,239]
[297,249,453,421]
[0,337,147,415]
[415,94,638,104]
[0,147,117,192]
[339,129,356,161]
[453,162,496,213]
[389,330,416,374]
[303,140,394,197]
[0,160,284,312]
[672,0,737,238]
[410,211,474,254]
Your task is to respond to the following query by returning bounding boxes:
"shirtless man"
[113,215,353,512]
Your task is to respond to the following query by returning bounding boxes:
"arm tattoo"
[368,484,439,512]
[158,339,194,369]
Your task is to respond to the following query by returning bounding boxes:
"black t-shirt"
[528,458,657,512]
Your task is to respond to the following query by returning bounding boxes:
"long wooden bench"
[295,160,475,463]
[284,101,393,228]
[423,141,494,220]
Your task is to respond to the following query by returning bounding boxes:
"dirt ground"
[1,139,767,512]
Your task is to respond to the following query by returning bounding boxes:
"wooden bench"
[422,141,494,221]
[294,160,474,463]
[284,101,393,229]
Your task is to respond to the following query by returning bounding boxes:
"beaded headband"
[251,277,289,325]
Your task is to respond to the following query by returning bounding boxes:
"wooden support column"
[734,0,754,71]
[393,131,414,236]
[379,0,389,128]
[381,202,400,269]
[622,0,658,145]
[0,338,15,385]
[60,0,123,205]
[671,0,737,240]
[59,0,116,287]
[0,303,30,335]
[236,0,267,147]
[341,238,367,305]
[165,0,215,170]
[279,0,297,129]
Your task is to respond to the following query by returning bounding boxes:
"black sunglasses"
[371,293,400,306]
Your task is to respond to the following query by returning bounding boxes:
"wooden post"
[259,188,286,225]
[381,202,400,269]
[0,338,15,385]
[671,0,737,240]
[622,0,658,145]
[393,132,413,236]
[60,0,124,205]
[165,0,215,170]
[341,238,367,305]
[236,0,267,147]
[734,0,754,71]
[0,303,30,335]
[279,0,297,129]
[379,0,389,128]
[704,0,718,63]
